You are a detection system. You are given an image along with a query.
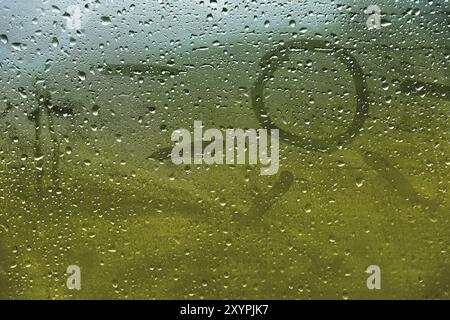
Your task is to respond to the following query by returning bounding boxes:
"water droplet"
[303,204,312,213]
[356,177,364,188]
[51,37,59,47]
[209,0,218,8]
[101,16,111,25]
[11,42,22,50]
[0,34,8,44]
[91,104,100,116]
[78,71,86,81]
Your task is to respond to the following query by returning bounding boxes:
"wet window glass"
[0,0,448,299]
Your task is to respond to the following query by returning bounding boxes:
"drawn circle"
[251,39,369,152]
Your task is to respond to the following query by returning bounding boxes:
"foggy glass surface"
[0,0,448,299]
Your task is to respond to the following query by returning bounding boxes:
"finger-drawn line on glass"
[251,39,370,153]
[361,149,443,216]
[30,81,48,196]
[101,63,186,77]
[400,80,450,101]
[149,140,219,162]
[28,79,76,196]
[0,99,13,120]
[247,170,294,219]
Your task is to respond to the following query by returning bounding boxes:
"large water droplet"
[101,16,111,25]
[78,71,86,81]
[0,34,8,44]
